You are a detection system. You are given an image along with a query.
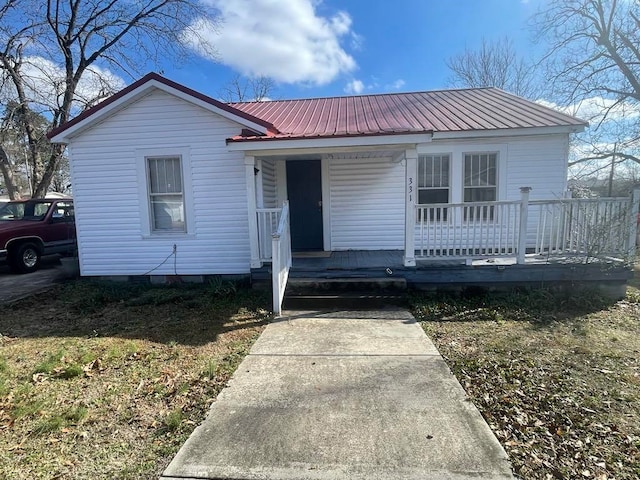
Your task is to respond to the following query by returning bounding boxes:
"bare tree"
[446,37,541,99]
[0,100,52,198]
[536,0,640,169]
[219,74,275,103]
[0,0,217,198]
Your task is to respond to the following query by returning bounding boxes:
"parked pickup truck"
[0,198,76,273]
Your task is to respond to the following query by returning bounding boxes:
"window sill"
[141,233,196,240]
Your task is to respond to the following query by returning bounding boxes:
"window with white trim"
[417,154,450,221]
[418,154,450,204]
[147,156,185,232]
[463,152,497,220]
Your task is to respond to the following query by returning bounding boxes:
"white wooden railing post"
[245,156,262,268]
[404,148,417,267]
[627,186,640,262]
[272,201,291,316]
[517,187,532,264]
[272,230,281,315]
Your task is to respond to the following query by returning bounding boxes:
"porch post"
[245,155,261,268]
[627,185,640,262]
[404,148,418,267]
[517,187,532,265]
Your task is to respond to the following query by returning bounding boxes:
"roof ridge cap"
[229,86,499,106]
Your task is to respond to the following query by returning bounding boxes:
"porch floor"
[253,250,632,295]
[290,250,625,271]
[292,250,406,270]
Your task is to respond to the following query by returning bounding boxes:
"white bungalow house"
[49,73,638,312]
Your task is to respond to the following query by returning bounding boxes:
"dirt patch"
[0,279,270,479]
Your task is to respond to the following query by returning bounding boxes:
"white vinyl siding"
[261,158,277,208]
[329,156,404,250]
[68,89,250,276]
[503,135,569,201]
[503,135,570,247]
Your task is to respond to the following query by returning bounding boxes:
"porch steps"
[283,277,408,310]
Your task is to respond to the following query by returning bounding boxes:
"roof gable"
[48,72,278,143]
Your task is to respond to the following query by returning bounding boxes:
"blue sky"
[163,0,544,101]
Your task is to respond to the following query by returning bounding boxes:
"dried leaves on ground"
[0,279,270,479]
[412,287,640,480]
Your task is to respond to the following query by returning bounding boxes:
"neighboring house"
[48,73,638,312]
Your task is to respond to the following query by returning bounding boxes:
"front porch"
[253,193,639,314]
[242,149,640,314]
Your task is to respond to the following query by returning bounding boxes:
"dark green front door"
[286,160,323,251]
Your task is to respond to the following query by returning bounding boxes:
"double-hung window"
[147,156,185,232]
[463,153,497,220]
[417,154,450,221]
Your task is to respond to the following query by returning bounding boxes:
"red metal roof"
[229,87,586,142]
[48,73,586,144]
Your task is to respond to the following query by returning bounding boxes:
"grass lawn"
[0,279,270,479]
[2,273,638,479]
[411,276,640,480]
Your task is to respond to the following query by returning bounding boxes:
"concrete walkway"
[161,309,514,480]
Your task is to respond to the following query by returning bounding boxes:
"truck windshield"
[0,201,53,221]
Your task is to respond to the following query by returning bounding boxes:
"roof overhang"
[49,73,277,144]
[431,125,586,140]
[226,132,433,155]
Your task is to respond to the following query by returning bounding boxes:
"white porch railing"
[257,208,281,261]
[530,198,632,259]
[271,201,291,316]
[416,200,521,258]
[416,188,640,263]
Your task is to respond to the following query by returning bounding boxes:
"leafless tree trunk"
[0,145,22,199]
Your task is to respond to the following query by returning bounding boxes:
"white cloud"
[350,32,364,51]
[343,77,407,95]
[188,0,357,85]
[344,79,364,94]
[388,79,405,90]
[538,96,640,123]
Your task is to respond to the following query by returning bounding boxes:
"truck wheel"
[10,242,41,274]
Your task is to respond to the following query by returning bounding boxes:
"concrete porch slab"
[161,309,514,480]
